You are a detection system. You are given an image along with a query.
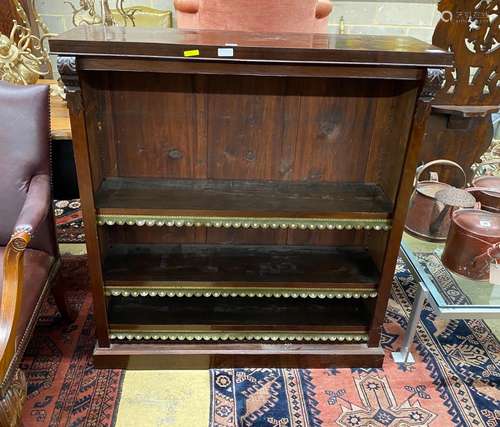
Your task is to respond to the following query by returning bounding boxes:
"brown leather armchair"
[0,81,72,426]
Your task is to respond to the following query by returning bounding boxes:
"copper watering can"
[405,160,476,242]
[442,209,500,280]
[471,161,500,213]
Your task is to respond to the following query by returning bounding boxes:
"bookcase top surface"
[50,26,452,68]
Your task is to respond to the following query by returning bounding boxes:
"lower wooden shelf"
[102,245,380,367]
[107,295,371,330]
[103,244,380,297]
[93,342,385,369]
[106,295,372,350]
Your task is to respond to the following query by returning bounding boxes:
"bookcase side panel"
[58,60,110,347]
[368,68,443,346]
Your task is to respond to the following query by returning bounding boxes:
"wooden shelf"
[95,178,392,220]
[108,296,371,326]
[107,296,371,343]
[103,244,380,291]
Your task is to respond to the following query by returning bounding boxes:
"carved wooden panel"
[433,0,499,106]
[0,1,18,35]
[417,0,499,185]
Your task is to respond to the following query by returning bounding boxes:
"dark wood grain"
[0,1,18,36]
[369,99,432,346]
[363,82,418,202]
[79,57,426,80]
[419,114,494,186]
[49,26,452,68]
[95,226,370,247]
[105,225,206,245]
[206,77,287,180]
[108,73,198,178]
[96,178,392,218]
[93,343,385,369]
[107,296,371,328]
[293,79,371,182]
[206,228,288,245]
[103,220,373,248]
[60,61,110,347]
[103,244,380,287]
[92,72,423,193]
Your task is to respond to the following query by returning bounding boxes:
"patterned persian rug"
[20,228,500,425]
[21,256,123,426]
[209,258,500,427]
[53,199,85,243]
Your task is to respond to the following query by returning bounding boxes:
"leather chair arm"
[0,174,49,381]
[13,174,51,238]
[315,0,333,19]
[0,230,31,381]
[174,0,199,14]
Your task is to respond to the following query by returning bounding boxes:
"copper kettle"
[405,160,475,242]
[442,209,500,280]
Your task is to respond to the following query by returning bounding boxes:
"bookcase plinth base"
[93,342,385,369]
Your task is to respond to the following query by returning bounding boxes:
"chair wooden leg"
[0,369,26,427]
[52,272,77,323]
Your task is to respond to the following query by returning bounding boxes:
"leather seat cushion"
[0,247,53,340]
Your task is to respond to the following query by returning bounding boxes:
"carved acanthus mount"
[57,56,82,115]
[57,55,76,74]
[420,68,446,102]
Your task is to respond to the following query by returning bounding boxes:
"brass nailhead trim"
[97,215,391,231]
[105,288,378,299]
[109,331,369,343]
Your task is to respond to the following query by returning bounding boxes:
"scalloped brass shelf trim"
[96,214,392,231]
[104,287,378,299]
[109,331,369,343]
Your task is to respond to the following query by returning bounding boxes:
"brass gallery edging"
[104,287,378,299]
[97,214,392,231]
[109,331,369,343]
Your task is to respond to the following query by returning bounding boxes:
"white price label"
[218,48,234,57]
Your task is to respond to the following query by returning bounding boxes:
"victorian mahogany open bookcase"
[49,27,451,368]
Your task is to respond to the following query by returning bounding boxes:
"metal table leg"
[392,282,426,364]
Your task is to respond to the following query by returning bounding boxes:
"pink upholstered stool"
[174,0,333,33]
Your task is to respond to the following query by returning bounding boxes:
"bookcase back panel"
[104,226,371,246]
[84,71,418,201]
[101,228,385,263]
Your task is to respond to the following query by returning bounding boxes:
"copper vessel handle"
[415,160,467,188]
[466,186,500,195]
[470,241,500,279]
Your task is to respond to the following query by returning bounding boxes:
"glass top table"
[393,233,500,364]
